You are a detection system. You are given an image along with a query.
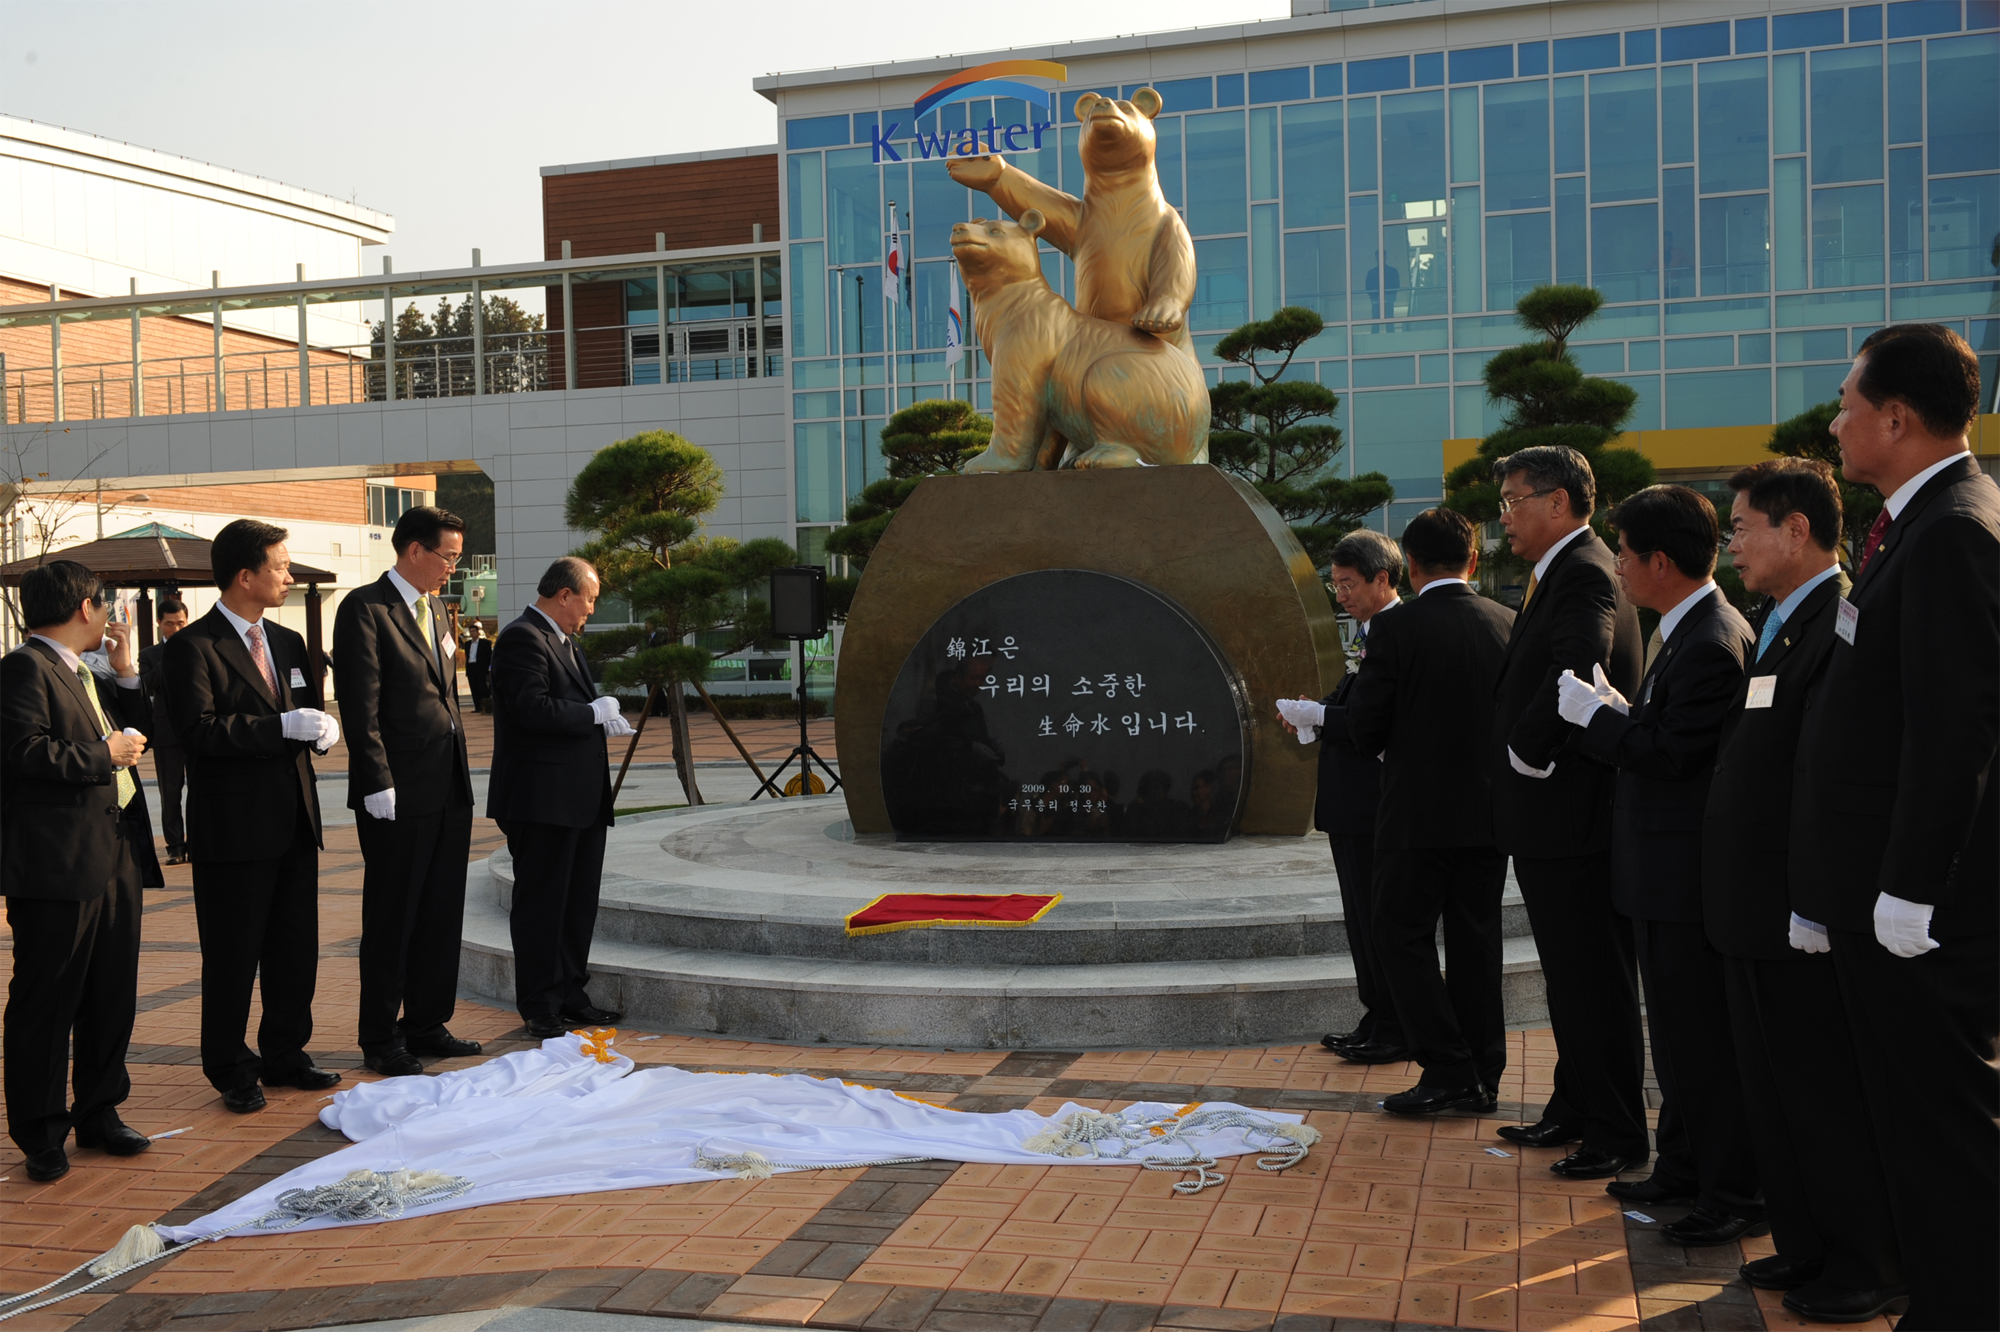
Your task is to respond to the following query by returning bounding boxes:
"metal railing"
[0,239,783,425]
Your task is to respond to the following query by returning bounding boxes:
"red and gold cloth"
[843,893,1063,937]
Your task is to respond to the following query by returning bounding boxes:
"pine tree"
[823,398,991,615]
[1444,285,1654,529]
[1207,307,1394,564]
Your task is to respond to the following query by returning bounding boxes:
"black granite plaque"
[879,569,1250,842]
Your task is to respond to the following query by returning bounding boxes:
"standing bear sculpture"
[953,211,1209,471]
[949,88,1196,358]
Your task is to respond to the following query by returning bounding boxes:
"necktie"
[1643,625,1665,675]
[1522,572,1538,609]
[245,622,279,696]
[79,665,137,809]
[1755,608,1785,661]
[1860,508,1892,570]
[413,595,438,669]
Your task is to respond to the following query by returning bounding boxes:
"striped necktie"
[78,666,137,809]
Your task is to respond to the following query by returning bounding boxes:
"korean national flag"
[945,263,964,351]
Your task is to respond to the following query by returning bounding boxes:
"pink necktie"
[247,623,279,695]
[1860,508,1892,570]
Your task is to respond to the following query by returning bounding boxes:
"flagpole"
[885,199,897,425]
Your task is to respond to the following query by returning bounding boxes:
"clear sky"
[0,0,1283,306]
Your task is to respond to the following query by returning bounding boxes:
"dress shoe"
[1383,1083,1497,1115]
[261,1066,341,1092]
[24,1147,69,1182]
[166,848,187,865]
[74,1115,151,1156]
[221,1083,266,1114]
[362,1048,424,1077]
[1497,1120,1583,1148]
[1606,1174,1697,1207]
[1333,1039,1410,1065]
[525,1016,571,1039]
[1741,1253,1825,1291]
[1661,1206,1768,1247]
[559,1004,622,1026]
[405,1031,482,1059]
[1781,1281,1907,1323]
[1320,1029,1367,1052]
[1549,1147,1632,1179]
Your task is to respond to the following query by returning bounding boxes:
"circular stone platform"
[459,796,1546,1049]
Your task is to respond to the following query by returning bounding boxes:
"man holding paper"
[487,557,628,1039]
[165,519,341,1113]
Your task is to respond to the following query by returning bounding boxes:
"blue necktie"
[1756,609,1784,661]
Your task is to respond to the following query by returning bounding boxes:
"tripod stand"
[752,636,842,800]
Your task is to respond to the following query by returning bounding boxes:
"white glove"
[1787,912,1831,954]
[589,696,622,725]
[1872,892,1940,958]
[282,708,331,742]
[314,713,340,753]
[363,787,396,821]
[1275,698,1324,744]
[1556,670,1603,726]
[1508,746,1555,779]
[603,714,636,737]
[1591,663,1630,715]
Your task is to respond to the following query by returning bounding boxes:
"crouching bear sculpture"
[953,211,1210,472]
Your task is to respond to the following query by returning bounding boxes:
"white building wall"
[1,378,794,629]
[0,116,393,350]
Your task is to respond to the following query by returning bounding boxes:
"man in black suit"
[1705,459,1904,1323]
[489,557,629,1037]
[333,506,482,1077]
[137,596,190,863]
[1564,486,1757,1240]
[1339,509,1515,1113]
[1791,324,1998,1331]
[465,623,492,713]
[2,561,162,1182]
[165,520,342,1114]
[1488,445,1646,1179]
[1278,530,1405,1064]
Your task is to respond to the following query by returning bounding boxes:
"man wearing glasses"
[1487,446,1647,1180]
[333,506,482,1077]
[2,561,162,1182]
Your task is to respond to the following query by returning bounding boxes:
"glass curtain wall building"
[768,0,1999,538]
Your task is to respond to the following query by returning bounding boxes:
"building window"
[367,485,427,528]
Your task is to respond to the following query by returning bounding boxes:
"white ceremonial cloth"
[156,1037,1307,1243]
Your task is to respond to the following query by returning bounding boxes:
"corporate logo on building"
[870,60,1069,164]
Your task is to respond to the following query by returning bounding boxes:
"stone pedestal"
[835,467,1343,836]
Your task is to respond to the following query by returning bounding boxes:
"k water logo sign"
[870,60,1068,164]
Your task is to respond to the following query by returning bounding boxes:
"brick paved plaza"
[0,716,1887,1332]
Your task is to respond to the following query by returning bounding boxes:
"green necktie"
[413,595,437,668]
[79,665,137,809]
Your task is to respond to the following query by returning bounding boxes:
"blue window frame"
[1626,30,1656,64]
[1592,203,1661,301]
[1811,46,1884,183]
[1191,237,1249,329]
[1699,59,1770,194]
[1850,6,1884,41]
[1485,81,1550,210]
[1486,212,1552,308]
[1283,102,1344,227]
[1381,91,1446,219]
[1701,194,1772,294]
[1663,22,1731,61]
[1186,111,1247,236]
[1928,34,2000,174]
[1888,0,1963,35]
[1250,67,1310,103]
[1450,46,1512,83]
[1812,185,1885,286]
[1518,42,1549,76]
[1284,229,1348,322]
[1351,56,1412,94]
[1590,70,1658,202]
[1775,9,1847,47]
[786,115,847,150]
[1554,34,1621,73]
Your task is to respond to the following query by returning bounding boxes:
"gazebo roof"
[0,535,337,588]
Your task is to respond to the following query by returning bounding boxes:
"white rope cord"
[693,1147,937,1179]
[0,1168,474,1324]
[1021,1107,1320,1194]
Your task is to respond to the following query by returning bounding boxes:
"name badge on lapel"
[290,667,307,689]
[1834,597,1859,646]
[1745,675,1776,709]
